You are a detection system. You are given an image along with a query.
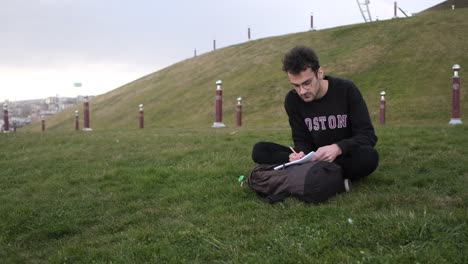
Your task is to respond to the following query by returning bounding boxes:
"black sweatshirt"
[284,76,377,155]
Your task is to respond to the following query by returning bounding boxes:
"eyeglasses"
[290,77,314,91]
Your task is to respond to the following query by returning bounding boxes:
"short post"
[41,115,45,132]
[139,104,144,129]
[452,5,455,10]
[380,91,386,125]
[194,49,197,57]
[75,110,79,130]
[212,80,225,128]
[248,27,251,40]
[3,101,9,133]
[449,64,462,125]
[83,95,92,131]
[213,39,216,51]
[310,12,315,31]
[236,97,242,127]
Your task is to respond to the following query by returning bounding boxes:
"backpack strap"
[265,192,289,203]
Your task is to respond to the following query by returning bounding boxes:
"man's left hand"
[311,144,342,162]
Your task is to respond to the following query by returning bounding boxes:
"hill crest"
[25,9,468,131]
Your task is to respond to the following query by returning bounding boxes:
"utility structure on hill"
[356,0,372,22]
[393,1,409,18]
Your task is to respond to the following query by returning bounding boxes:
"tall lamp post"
[380,91,386,125]
[139,104,144,129]
[449,64,462,125]
[212,80,225,128]
[83,95,92,131]
[75,110,79,130]
[236,97,242,127]
[3,101,9,133]
[41,115,45,132]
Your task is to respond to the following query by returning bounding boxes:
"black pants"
[252,141,379,181]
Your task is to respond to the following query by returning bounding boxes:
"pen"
[288,144,297,154]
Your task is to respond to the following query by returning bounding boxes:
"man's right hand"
[289,151,305,161]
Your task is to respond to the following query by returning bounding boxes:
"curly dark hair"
[282,46,320,75]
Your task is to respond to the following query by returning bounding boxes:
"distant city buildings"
[1,96,94,130]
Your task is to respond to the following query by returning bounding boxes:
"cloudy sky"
[1,0,445,102]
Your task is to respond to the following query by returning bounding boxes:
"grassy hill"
[24,9,468,132]
[422,0,468,12]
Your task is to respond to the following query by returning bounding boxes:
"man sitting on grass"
[252,46,379,190]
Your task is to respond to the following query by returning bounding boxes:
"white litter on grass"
[347,218,354,224]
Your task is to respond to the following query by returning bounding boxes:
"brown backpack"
[248,161,345,204]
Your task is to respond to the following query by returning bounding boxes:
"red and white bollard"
[83,95,92,131]
[41,115,45,132]
[139,104,144,129]
[379,91,386,125]
[212,80,226,128]
[236,97,242,127]
[3,101,9,133]
[449,64,462,125]
[75,110,79,130]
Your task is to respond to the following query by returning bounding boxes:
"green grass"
[1,125,467,263]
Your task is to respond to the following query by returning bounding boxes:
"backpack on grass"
[248,161,345,204]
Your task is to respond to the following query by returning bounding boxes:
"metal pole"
[75,110,79,130]
[139,104,144,129]
[394,1,398,18]
[212,80,225,128]
[236,97,242,127]
[213,39,216,50]
[248,27,251,40]
[449,64,462,125]
[3,101,9,133]
[380,91,386,125]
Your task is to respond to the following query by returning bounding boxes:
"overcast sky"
[1,0,445,102]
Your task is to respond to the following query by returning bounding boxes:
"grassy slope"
[23,9,468,132]
[422,0,468,12]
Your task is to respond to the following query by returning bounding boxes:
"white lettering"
[305,118,313,131]
[313,117,320,131]
[337,115,347,128]
[305,114,347,131]
[318,116,327,130]
[328,115,337,129]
